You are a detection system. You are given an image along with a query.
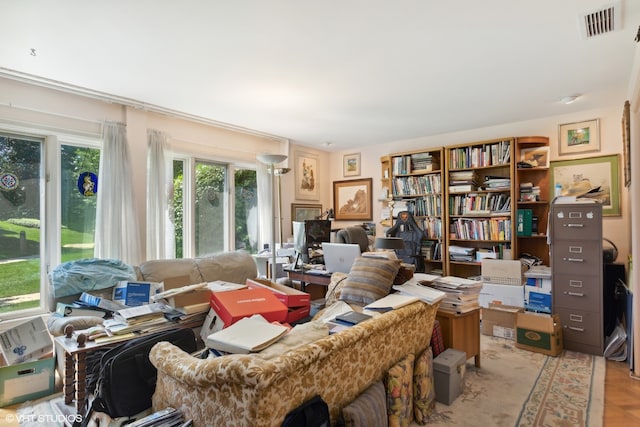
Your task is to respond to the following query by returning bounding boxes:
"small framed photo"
[519,146,550,168]
[333,178,373,221]
[558,119,600,155]
[343,153,361,177]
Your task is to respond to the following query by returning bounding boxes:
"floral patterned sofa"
[149,298,438,427]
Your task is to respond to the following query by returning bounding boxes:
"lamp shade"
[257,153,287,165]
[374,237,405,250]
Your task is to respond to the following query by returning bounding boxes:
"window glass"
[60,144,100,261]
[234,168,258,253]
[195,161,227,256]
[0,134,43,313]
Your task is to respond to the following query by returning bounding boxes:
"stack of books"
[519,182,541,201]
[424,276,482,314]
[448,171,478,193]
[483,175,511,190]
[448,245,476,262]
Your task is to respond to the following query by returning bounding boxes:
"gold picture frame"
[622,100,631,187]
[343,152,361,177]
[558,119,600,155]
[333,178,373,221]
[294,150,319,200]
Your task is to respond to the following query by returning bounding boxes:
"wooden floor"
[604,359,640,426]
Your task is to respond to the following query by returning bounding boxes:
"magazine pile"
[418,275,483,314]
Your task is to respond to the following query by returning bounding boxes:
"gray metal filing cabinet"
[550,202,603,355]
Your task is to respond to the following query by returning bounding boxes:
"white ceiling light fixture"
[560,95,580,104]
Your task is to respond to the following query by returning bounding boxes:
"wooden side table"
[436,308,481,368]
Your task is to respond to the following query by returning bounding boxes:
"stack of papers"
[392,282,446,305]
[205,315,289,354]
[364,293,420,312]
[426,276,483,314]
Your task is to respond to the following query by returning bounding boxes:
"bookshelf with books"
[379,155,393,228]
[445,138,516,278]
[514,136,550,266]
[385,148,445,274]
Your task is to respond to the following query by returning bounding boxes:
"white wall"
[318,105,632,261]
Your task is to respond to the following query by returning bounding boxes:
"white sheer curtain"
[146,129,174,260]
[94,121,142,264]
[256,161,272,252]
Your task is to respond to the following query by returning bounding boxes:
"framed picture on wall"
[550,154,621,216]
[333,178,373,221]
[290,203,322,232]
[343,153,361,177]
[558,119,600,155]
[294,150,320,200]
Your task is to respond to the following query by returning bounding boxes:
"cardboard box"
[0,356,56,407]
[246,278,311,308]
[515,312,563,356]
[433,348,467,405]
[0,317,52,365]
[479,282,524,308]
[481,259,525,286]
[481,303,523,340]
[209,288,288,326]
[113,281,162,306]
[524,286,552,313]
[200,307,226,342]
[286,305,311,323]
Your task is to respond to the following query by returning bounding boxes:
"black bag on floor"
[281,395,331,427]
[82,328,197,424]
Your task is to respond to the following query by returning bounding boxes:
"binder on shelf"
[516,209,533,237]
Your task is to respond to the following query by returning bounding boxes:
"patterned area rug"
[418,335,605,427]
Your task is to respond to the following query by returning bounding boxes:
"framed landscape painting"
[558,119,600,155]
[290,203,322,232]
[333,178,373,221]
[550,154,620,216]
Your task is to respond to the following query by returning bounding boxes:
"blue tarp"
[49,258,137,298]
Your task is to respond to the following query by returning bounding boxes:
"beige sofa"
[48,250,258,312]
[149,299,438,427]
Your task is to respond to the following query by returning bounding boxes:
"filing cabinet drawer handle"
[566,223,584,228]
[563,257,584,262]
[566,326,585,332]
[565,291,585,297]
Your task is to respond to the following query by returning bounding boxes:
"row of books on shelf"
[392,174,442,196]
[402,196,442,217]
[449,217,512,241]
[448,140,511,169]
[422,217,443,239]
[421,240,442,261]
[448,193,511,215]
[392,153,438,175]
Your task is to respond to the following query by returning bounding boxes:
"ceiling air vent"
[580,2,621,39]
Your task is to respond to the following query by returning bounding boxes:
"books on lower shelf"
[205,314,289,354]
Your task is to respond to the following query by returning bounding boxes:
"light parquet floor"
[604,359,640,426]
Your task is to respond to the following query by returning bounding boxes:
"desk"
[285,269,332,299]
[435,308,481,368]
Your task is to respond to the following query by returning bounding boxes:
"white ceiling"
[1,1,639,151]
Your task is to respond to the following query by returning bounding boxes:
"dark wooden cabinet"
[551,202,603,355]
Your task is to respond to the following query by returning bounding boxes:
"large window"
[172,158,257,258]
[0,132,99,316]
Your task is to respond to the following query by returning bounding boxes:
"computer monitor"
[292,219,332,265]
